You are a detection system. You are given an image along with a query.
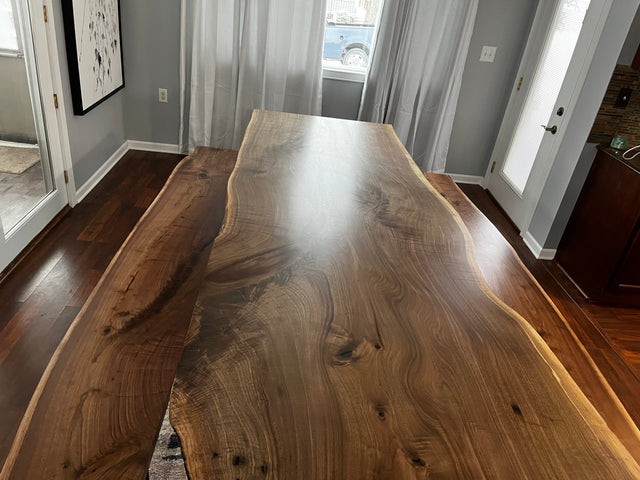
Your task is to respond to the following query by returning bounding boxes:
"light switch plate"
[480,46,497,63]
[159,88,168,103]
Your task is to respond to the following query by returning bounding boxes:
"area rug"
[147,406,188,480]
[0,145,40,174]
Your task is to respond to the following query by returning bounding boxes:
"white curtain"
[359,0,478,172]
[179,0,327,152]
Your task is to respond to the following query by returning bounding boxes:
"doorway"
[485,0,611,233]
[0,0,70,273]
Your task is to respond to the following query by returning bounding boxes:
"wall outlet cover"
[159,88,168,103]
[480,46,497,63]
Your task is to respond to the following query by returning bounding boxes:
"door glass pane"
[502,0,591,194]
[0,0,19,51]
[0,0,54,233]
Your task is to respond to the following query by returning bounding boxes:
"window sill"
[322,65,366,83]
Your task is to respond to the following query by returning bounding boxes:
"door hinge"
[43,5,48,23]
[64,170,69,184]
[491,161,496,173]
[53,93,58,109]
[517,76,524,91]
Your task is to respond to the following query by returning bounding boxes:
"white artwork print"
[72,0,123,110]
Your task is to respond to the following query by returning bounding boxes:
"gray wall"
[52,0,126,190]
[446,0,538,177]
[528,0,640,249]
[0,56,37,143]
[118,2,364,142]
[51,0,179,191]
[543,143,598,248]
[618,6,640,65]
[322,78,363,120]
[320,0,539,176]
[120,0,181,144]
[111,0,540,174]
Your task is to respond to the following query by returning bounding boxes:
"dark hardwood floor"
[0,153,638,472]
[0,150,183,466]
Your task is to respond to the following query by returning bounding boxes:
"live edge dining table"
[2,110,640,479]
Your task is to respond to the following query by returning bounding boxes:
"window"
[0,0,19,53]
[323,0,382,78]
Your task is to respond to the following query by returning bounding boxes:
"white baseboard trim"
[73,140,182,204]
[445,173,485,186]
[522,231,556,260]
[0,140,38,149]
[75,141,129,203]
[127,140,181,154]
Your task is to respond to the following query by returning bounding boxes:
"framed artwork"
[61,0,124,115]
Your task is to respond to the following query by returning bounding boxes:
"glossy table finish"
[169,111,640,479]
[427,173,640,465]
[0,148,237,480]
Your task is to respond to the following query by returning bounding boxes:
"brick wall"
[588,65,640,145]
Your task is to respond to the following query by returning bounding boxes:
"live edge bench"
[1,112,639,479]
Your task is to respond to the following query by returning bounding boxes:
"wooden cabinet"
[556,147,640,305]
[612,229,640,291]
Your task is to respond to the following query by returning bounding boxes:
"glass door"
[501,0,591,194]
[486,0,609,232]
[0,0,69,272]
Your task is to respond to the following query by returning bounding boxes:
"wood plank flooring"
[168,112,640,478]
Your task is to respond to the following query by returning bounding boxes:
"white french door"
[486,0,611,232]
[0,0,69,273]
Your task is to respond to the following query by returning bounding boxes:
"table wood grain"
[169,111,640,479]
[0,148,237,480]
[426,173,640,465]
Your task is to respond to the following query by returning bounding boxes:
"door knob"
[541,124,558,135]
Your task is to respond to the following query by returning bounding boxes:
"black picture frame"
[60,0,125,116]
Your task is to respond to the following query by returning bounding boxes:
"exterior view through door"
[486,0,610,234]
[0,0,69,273]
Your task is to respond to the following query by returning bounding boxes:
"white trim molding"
[127,140,181,154]
[73,140,183,204]
[322,66,366,83]
[445,173,486,186]
[41,0,77,207]
[522,230,556,260]
[75,141,129,203]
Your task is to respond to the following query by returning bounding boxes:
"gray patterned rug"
[0,145,40,174]
[147,406,188,480]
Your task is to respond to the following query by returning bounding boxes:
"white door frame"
[484,0,613,235]
[41,0,77,205]
[22,0,76,203]
[0,0,78,273]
